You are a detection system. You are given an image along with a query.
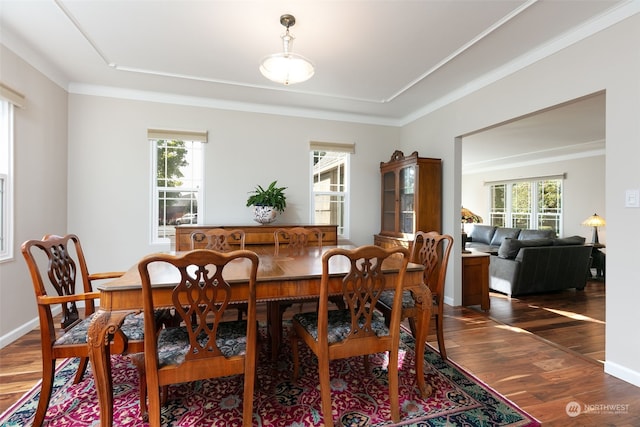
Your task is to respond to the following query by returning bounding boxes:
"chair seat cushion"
[156,320,250,367]
[293,309,389,344]
[54,312,145,346]
[378,290,415,309]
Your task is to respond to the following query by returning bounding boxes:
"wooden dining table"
[87,245,431,427]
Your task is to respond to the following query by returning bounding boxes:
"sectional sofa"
[467,225,592,296]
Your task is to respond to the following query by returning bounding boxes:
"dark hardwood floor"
[1,280,638,426]
[476,279,606,363]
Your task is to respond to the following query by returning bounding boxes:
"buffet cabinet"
[175,224,337,251]
[374,150,442,249]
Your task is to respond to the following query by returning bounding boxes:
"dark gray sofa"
[489,236,592,296]
[466,224,556,253]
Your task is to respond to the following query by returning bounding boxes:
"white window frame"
[309,142,354,240]
[0,100,14,261]
[488,177,563,236]
[149,129,206,246]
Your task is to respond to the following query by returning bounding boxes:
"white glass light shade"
[260,53,315,85]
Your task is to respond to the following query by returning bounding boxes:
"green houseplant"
[246,181,287,212]
[246,181,287,224]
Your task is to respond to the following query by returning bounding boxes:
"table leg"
[410,285,433,399]
[87,310,131,427]
[267,301,282,362]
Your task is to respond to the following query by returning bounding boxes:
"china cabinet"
[374,150,442,249]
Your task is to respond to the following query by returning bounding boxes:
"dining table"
[87,244,431,427]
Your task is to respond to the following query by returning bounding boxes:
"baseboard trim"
[604,360,640,388]
[0,306,62,350]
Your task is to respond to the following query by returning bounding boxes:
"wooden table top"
[95,245,424,309]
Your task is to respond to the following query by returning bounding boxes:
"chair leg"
[412,314,433,399]
[33,358,56,427]
[388,350,400,423]
[73,356,89,384]
[131,353,148,421]
[318,354,334,427]
[290,333,300,381]
[435,313,447,360]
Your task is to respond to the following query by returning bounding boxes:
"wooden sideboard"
[461,250,490,311]
[174,224,338,251]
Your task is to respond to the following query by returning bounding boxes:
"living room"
[0,1,638,399]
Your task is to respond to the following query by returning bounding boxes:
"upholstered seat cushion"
[156,320,250,367]
[54,311,145,346]
[378,289,419,309]
[468,225,497,245]
[293,309,389,344]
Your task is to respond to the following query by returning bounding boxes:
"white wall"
[399,14,640,386]
[462,155,606,241]
[0,45,68,345]
[67,95,400,273]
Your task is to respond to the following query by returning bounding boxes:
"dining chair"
[136,249,259,427]
[376,231,453,363]
[21,234,146,427]
[190,229,247,320]
[189,228,245,251]
[273,226,322,256]
[290,245,410,427]
[270,227,337,360]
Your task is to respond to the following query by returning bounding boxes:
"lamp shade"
[581,213,605,244]
[581,213,606,227]
[260,52,314,85]
[461,207,483,224]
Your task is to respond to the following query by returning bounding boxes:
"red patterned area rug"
[1,325,540,426]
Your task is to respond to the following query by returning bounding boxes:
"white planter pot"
[253,206,277,224]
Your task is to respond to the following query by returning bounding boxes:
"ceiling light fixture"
[260,14,314,85]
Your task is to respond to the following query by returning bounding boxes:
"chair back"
[190,229,245,251]
[138,249,259,378]
[411,231,453,307]
[318,245,409,346]
[21,234,95,333]
[274,227,323,256]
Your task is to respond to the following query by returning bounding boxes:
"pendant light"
[260,14,315,85]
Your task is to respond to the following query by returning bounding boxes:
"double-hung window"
[310,142,354,239]
[0,84,24,261]
[489,177,563,235]
[149,129,206,245]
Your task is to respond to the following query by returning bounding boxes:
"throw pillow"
[498,238,522,259]
[518,229,556,240]
[553,235,586,246]
[490,228,521,246]
[498,238,554,259]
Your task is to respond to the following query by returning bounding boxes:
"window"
[489,177,562,235]
[0,100,13,261]
[310,142,354,239]
[149,129,206,245]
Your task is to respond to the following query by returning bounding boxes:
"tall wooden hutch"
[374,150,442,249]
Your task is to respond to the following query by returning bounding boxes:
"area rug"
[0,325,540,426]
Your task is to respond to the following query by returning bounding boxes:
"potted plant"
[246,180,287,224]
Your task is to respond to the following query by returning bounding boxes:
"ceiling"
[0,1,631,166]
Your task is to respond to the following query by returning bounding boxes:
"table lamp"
[581,213,606,244]
[461,207,483,253]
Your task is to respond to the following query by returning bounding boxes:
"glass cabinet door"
[399,165,415,234]
[382,171,396,232]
